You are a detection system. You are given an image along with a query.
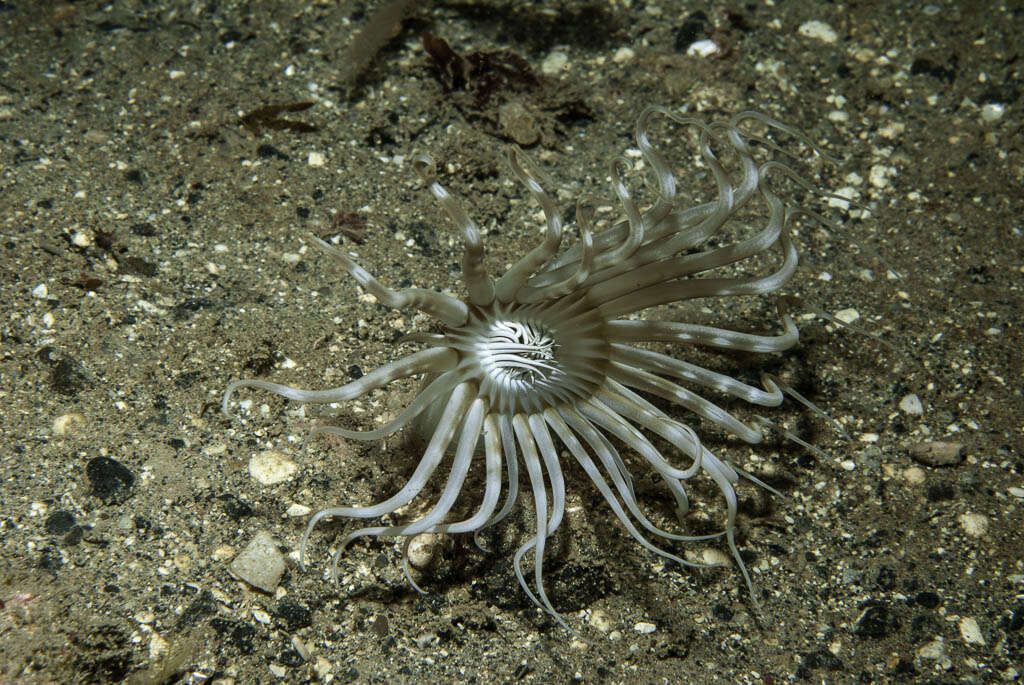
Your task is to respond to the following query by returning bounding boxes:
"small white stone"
[212,544,235,561]
[588,609,615,633]
[314,657,333,679]
[541,51,568,75]
[71,230,93,247]
[612,47,635,63]
[291,635,311,661]
[827,187,858,210]
[701,548,730,567]
[958,617,985,645]
[281,252,301,265]
[230,531,285,592]
[249,450,297,485]
[149,633,168,660]
[308,151,325,167]
[918,637,947,660]
[980,103,1005,123]
[903,467,926,485]
[31,283,48,299]
[285,503,312,517]
[869,164,897,188]
[53,412,86,435]
[798,20,838,44]
[834,308,860,324]
[1008,487,1024,498]
[252,608,272,624]
[686,39,720,57]
[958,512,988,537]
[899,393,924,415]
[634,621,657,634]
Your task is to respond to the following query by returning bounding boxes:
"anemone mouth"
[447,301,611,416]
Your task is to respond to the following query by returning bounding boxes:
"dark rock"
[275,600,313,631]
[86,456,135,504]
[44,509,76,535]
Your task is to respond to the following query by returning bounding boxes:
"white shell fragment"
[958,617,986,645]
[230,531,286,593]
[899,393,924,415]
[249,450,297,485]
[957,513,988,538]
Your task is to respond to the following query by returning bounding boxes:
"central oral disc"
[483,319,558,383]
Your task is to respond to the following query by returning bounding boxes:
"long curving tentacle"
[495,150,565,302]
[299,382,474,574]
[310,235,469,327]
[413,155,495,306]
[223,347,458,414]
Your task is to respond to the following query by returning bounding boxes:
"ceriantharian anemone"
[224,106,849,630]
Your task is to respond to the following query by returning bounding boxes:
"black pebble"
[45,509,76,535]
[86,456,135,504]
[274,600,313,631]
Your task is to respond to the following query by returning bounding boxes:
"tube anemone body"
[224,106,838,629]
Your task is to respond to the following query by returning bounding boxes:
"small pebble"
[285,503,312,517]
[498,101,540,146]
[52,412,86,436]
[958,617,985,645]
[149,633,168,660]
[980,103,1005,123]
[957,512,988,537]
[686,39,720,57]
[899,393,924,415]
[414,632,439,649]
[869,164,897,188]
[541,51,568,75]
[798,20,838,44]
[212,544,235,561]
[314,657,332,679]
[230,531,285,592]
[588,610,614,633]
[249,450,297,485]
[908,441,964,467]
[612,46,635,63]
[87,456,135,504]
[406,532,444,570]
[903,467,926,485]
[834,308,860,324]
[917,637,946,660]
[634,621,657,634]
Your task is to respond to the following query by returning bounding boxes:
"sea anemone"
[224,106,841,628]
